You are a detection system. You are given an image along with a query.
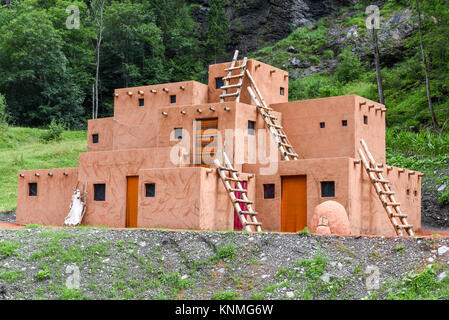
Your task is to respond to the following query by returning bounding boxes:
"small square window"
[94,184,106,201]
[364,115,368,125]
[406,189,410,196]
[342,120,348,126]
[321,181,335,198]
[170,95,176,104]
[248,120,255,135]
[414,190,418,197]
[280,87,285,96]
[92,134,99,144]
[139,98,144,107]
[215,77,224,89]
[320,122,325,128]
[145,183,155,197]
[29,183,37,196]
[263,184,275,199]
[174,128,183,140]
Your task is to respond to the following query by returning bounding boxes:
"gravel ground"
[0,227,448,300]
[0,212,16,223]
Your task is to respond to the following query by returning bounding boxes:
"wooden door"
[281,175,307,232]
[126,176,139,228]
[194,118,218,167]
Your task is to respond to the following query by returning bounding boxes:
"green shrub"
[40,119,65,143]
[0,93,8,129]
[35,268,51,281]
[323,49,334,60]
[334,47,364,83]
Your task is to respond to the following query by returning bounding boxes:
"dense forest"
[0,0,447,132]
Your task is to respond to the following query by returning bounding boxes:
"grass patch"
[0,270,25,283]
[0,240,19,258]
[211,290,240,300]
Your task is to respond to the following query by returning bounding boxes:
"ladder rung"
[262,113,277,120]
[279,142,292,148]
[245,221,262,226]
[380,190,395,195]
[220,92,240,98]
[258,106,273,112]
[384,202,400,207]
[284,151,298,157]
[239,210,258,215]
[269,124,283,129]
[396,224,413,229]
[223,73,245,80]
[225,177,241,182]
[218,166,238,172]
[373,179,390,184]
[390,213,408,218]
[275,132,287,138]
[230,188,247,193]
[367,168,383,173]
[233,199,253,204]
[221,84,242,89]
[224,65,245,71]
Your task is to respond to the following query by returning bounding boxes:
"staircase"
[214,148,262,232]
[220,50,248,103]
[245,70,298,161]
[358,139,414,236]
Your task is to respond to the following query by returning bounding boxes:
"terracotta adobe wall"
[349,162,422,235]
[110,81,208,150]
[16,168,79,226]
[77,147,175,227]
[138,168,255,230]
[271,95,386,162]
[243,158,421,236]
[157,102,280,169]
[87,117,114,152]
[208,59,289,106]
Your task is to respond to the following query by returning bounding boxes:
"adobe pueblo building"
[16,51,422,236]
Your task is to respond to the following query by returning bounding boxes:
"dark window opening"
[92,134,99,144]
[174,128,183,140]
[263,184,275,199]
[414,190,418,197]
[321,181,335,197]
[406,189,410,196]
[29,183,37,196]
[320,122,325,128]
[145,183,155,197]
[215,77,224,89]
[170,95,176,104]
[342,120,348,126]
[280,87,285,96]
[364,115,368,125]
[139,98,144,107]
[94,184,106,201]
[248,120,255,135]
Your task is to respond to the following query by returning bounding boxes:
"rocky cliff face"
[190,0,381,56]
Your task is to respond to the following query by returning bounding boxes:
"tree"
[89,0,105,119]
[150,0,203,82]
[0,2,84,127]
[370,27,384,104]
[415,0,439,128]
[205,0,229,63]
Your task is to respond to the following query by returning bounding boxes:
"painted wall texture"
[16,57,421,236]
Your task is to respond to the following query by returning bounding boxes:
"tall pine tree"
[205,0,229,64]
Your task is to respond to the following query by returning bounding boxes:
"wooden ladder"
[358,139,414,236]
[245,70,298,161]
[214,148,262,232]
[220,50,248,103]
